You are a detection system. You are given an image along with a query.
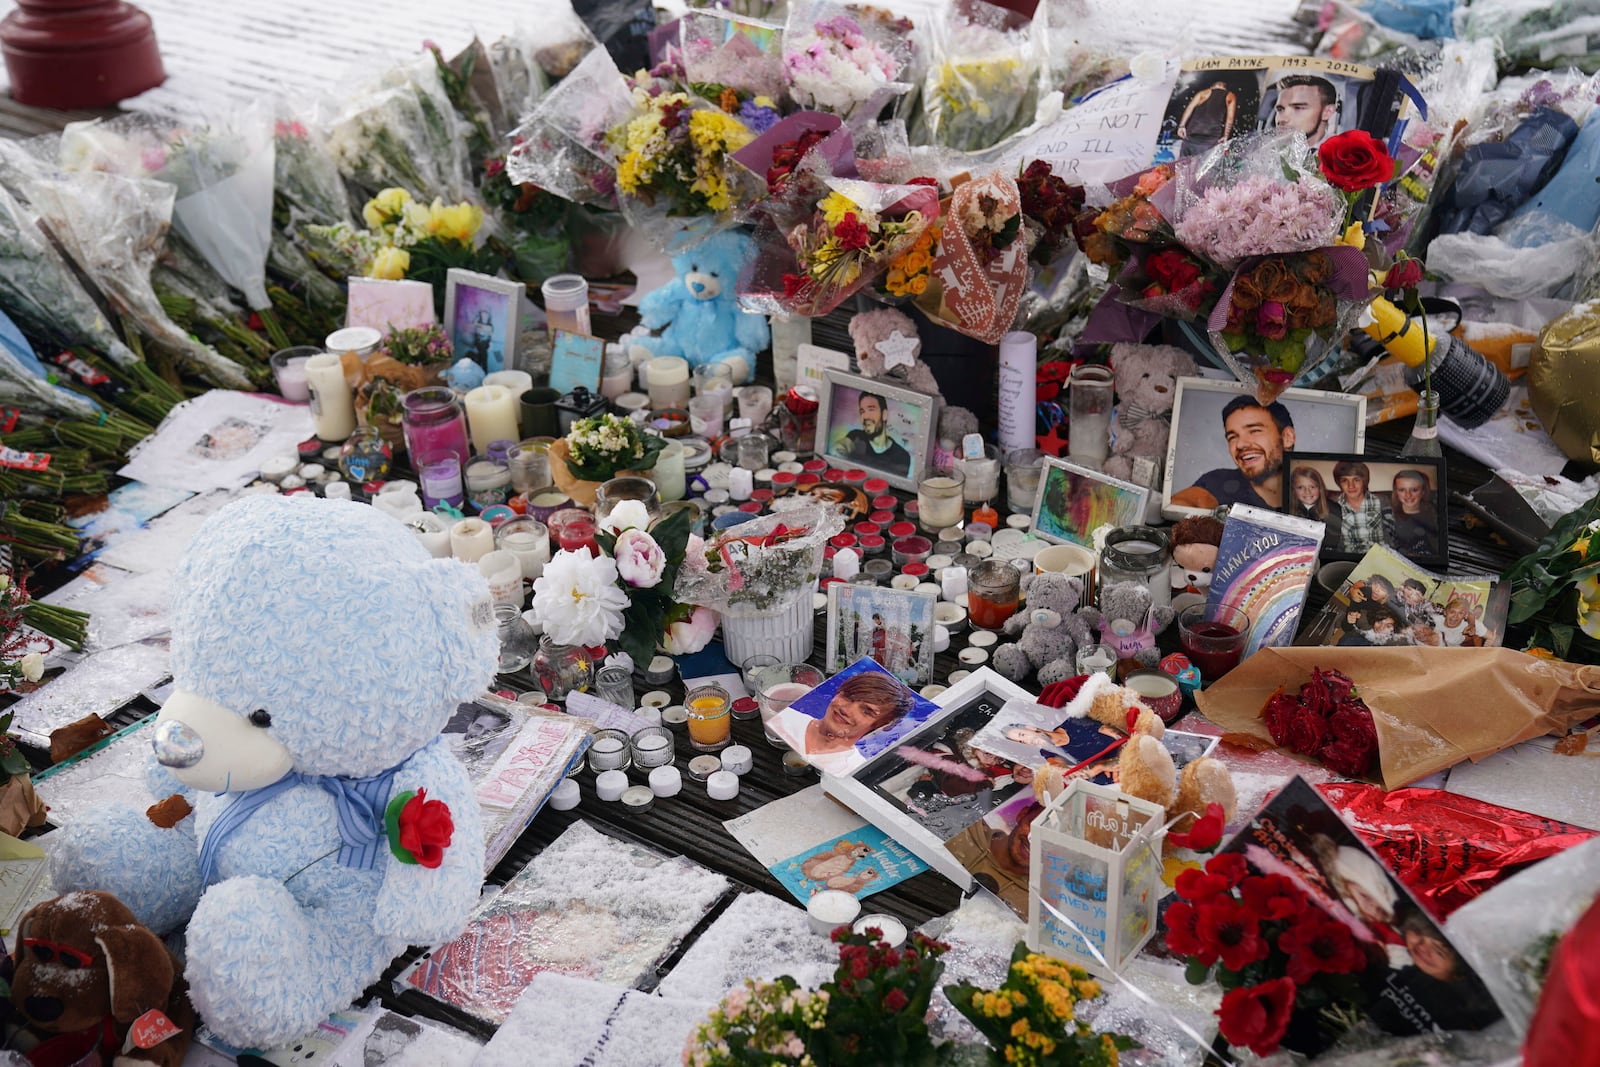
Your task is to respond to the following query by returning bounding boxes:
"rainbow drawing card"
[1204,504,1325,655]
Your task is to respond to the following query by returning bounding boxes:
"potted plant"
[548,412,667,508]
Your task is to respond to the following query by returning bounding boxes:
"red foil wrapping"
[1320,783,1597,920]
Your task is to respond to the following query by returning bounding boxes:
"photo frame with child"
[1280,453,1448,569]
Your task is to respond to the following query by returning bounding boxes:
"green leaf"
[1184,958,1211,985]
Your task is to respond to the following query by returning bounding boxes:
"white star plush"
[874,330,920,372]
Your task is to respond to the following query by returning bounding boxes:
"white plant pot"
[719,593,814,666]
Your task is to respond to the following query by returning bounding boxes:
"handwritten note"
[1002,76,1172,185]
[549,330,606,395]
[476,716,587,812]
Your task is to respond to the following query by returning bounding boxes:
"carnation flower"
[663,605,717,655]
[601,499,652,535]
[530,550,629,647]
[1173,174,1342,267]
[614,529,666,589]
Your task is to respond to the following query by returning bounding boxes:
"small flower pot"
[545,437,651,510]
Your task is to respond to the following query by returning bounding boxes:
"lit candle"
[647,357,691,409]
[463,385,521,455]
[653,439,687,503]
[304,353,355,441]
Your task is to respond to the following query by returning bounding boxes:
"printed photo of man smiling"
[1172,396,1297,510]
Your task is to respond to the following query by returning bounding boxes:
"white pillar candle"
[646,356,691,409]
[728,466,753,502]
[997,332,1037,456]
[407,512,452,557]
[483,370,534,396]
[463,385,521,455]
[941,566,968,602]
[477,550,524,606]
[653,439,687,503]
[450,517,495,563]
[807,889,861,935]
[304,353,355,441]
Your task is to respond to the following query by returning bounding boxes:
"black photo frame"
[1279,452,1448,569]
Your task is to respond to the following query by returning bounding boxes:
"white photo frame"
[814,369,939,492]
[1030,457,1152,547]
[443,268,523,375]
[1163,378,1366,521]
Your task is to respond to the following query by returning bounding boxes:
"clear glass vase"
[533,636,593,701]
[1398,389,1444,458]
[495,605,537,674]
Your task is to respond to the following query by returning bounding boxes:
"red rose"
[1317,130,1396,192]
[1195,897,1269,972]
[1256,300,1288,341]
[388,788,453,869]
[1319,706,1379,778]
[1164,900,1212,962]
[1383,258,1424,291]
[1204,852,1250,889]
[1217,978,1297,1056]
[1283,705,1330,756]
[1146,249,1203,293]
[1278,914,1367,983]
[1240,874,1308,922]
[1168,802,1226,852]
[782,273,808,298]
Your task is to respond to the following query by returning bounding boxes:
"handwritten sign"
[550,329,606,395]
[476,716,586,812]
[1003,77,1172,185]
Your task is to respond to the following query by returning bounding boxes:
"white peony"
[17,653,43,683]
[662,605,718,655]
[530,550,630,647]
[600,498,652,536]
[614,529,666,589]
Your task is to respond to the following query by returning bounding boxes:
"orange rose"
[1252,259,1300,303]
[1299,251,1333,285]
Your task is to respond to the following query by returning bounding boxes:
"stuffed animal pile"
[49,495,497,1048]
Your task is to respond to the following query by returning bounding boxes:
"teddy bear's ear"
[95,924,174,1023]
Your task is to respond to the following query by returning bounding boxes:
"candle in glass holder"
[548,508,599,556]
[304,353,356,441]
[1068,365,1114,469]
[653,438,686,502]
[959,445,1002,506]
[685,684,732,751]
[495,517,550,581]
[916,468,965,532]
[648,357,691,409]
[968,559,1021,630]
[464,385,521,455]
[402,387,471,468]
[600,346,632,399]
[417,451,465,510]
[542,275,591,336]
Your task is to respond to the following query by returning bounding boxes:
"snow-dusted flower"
[530,550,629,647]
[601,499,651,535]
[17,653,43,683]
[614,528,666,588]
[663,605,718,655]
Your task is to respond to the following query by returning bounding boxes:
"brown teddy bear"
[1102,343,1198,487]
[6,890,193,1067]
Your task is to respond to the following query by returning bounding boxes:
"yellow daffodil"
[1577,571,1600,640]
[428,199,483,244]
[368,246,410,280]
[1339,222,1366,251]
[363,187,413,230]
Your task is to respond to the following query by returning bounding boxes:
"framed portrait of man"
[814,369,939,492]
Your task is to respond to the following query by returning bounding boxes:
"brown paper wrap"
[546,437,651,509]
[0,774,48,837]
[1529,303,1600,463]
[1194,647,1600,790]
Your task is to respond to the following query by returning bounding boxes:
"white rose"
[614,529,666,589]
[601,499,652,536]
[18,653,43,683]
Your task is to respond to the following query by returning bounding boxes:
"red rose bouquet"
[1261,666,1380,779]
[1167,852,1384,1056]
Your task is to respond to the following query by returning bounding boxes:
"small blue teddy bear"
[50,495,496,1049]
[629,229,770,385]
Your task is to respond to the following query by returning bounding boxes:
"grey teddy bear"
[1092,581,1176,668]
[991,573,1099,686]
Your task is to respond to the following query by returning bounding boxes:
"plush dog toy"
[49,496,495,1049]
[629,229,769,384]
[1102,343,1197,486]
[5,890,193,1067]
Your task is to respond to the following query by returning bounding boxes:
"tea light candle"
[863,477,890,495]
[517,689,550,705]
[643,691,673,708]
[921,684,947,698]
[595,769,629,801]
[916,582,943,599]
[863,559,893,583]
[857,535,886,557]
[728,467,753,501]
[450,518,495,563]
[721,744,753,775]
[807,889,861,935]
[649,765,683,797]
[947,669,971,684]
[324,482,352,501]
[891,574,919,591]
[925,554,954,573]
[968,541,994,559]
[853,914,907,948]
[782,750,813,777]
[687,754,722,782]
[872,494,899,512]
[621,785,655,814]
[968,629,998,648]
[304,353,356,441]
[892,536,933,567]
[933,625,951,653]
[260,455,296,483]
[902,562,929,580]
[870,510,896,525]
[934,602,968,632]
[773,450,798,465]
[812,591,829,612]
[1006,514,1032,530]
[661,704,689,729]
[464,385,521,455]
[647,357,692,409]
[704,769,738,800]
[548,778,581,810]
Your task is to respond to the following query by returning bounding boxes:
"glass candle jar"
[958,444,1002,506]
[270,345,316,403]
[402,387,471,470]
[524,487,575,524]
[595,477,661,531]
[548,508,599,556]
[737,385,774,428]
[587,728,633,772]
[734,433,771,472]
[533,636,593,701]
[1075,642,1119,678]
[685,683,733,751]
[506,438,553,494]
[630,725,675,769]
[1004,448,1046,514]
[1099,525,1172,609]
[653,439,687,503]
[542,274,591,336]
[417,450,465,510]
[464,456,511,511]
[917,467,966,533]
[1068,365,1115,469]
[688,394,724,438]
[495,604,537,673]
[755,663,824,748]
[968,559,1021,631]
[495,517,550,581]
[594,664,635,710]
[600,346,632,399]
[694,362,734,415]
[647,356,691,409]
[338,426,392,483]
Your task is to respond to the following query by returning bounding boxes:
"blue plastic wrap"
[1434,107,1579,236]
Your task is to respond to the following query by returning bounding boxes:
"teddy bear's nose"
[690,280,706,294]
[152,719,204,768]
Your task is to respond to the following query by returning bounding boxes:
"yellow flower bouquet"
[609,89,759,225]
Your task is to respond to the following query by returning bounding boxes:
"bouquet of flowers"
[530,506,695,665]
[557,412,668,484]
[748,177,939,316]
[944,944,1135,1067]
[917,0,1041,152]
[676,503,842,614]
[359,322,454,400]
[610,87,758,228]
[681,9,788,108]
[1260,666,1380,779]
[325,56,475,204]
[1502,487,1600,661]
[782,1,916,126]
[1165,852,1387,1057]
[505,46,634,211]
[482,149,570,283]
[359,186,496,301]
[911,171,1038,343]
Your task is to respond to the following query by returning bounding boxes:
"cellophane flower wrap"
[675,503,843,615]
[680,9,787,108]
[911,170,1038,344]
[916,0,1041,152]
[782,0,916,126]
[505,46,632,210]
[742,176,940,317]
[730,110,857,227]
[324,56,476,204]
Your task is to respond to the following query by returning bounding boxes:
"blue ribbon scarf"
[197,768,398,885]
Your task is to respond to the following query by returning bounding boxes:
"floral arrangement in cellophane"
[774,179,940,317]
[916,0,1040,152]
[612,87,757,219]
[782,1,916,126]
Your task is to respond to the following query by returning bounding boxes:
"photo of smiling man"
[1172,396,1296,510]
[769,658,932,776]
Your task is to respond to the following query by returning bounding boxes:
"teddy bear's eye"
[248,709,272,728]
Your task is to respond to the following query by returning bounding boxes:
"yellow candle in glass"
[685,685,731,750]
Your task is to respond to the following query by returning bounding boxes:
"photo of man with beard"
[836,391,913,476]
[1172,396,1296,510]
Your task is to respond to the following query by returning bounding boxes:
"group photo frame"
[443,268,523,374]
[814,369,939,492]
[1281,453,1450,568]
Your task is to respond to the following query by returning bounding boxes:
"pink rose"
[613,529,665,588]
[663,605,717,655]
[1256,300,1288,341]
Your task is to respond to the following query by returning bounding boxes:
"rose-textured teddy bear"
[1102,343,1197,485]
[49,496,494,1049]
[629,229,770,384]
[991,573,1096,686]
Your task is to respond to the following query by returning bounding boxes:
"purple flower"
[739,99,780,134]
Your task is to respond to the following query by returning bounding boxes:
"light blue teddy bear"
[629,229,770,385]
[50,495,496,1049]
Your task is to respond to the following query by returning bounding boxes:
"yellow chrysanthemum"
[368,246,410,280]
[689,109,753,155]
[820,191,858,228]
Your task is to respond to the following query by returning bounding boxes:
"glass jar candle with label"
[916,467,966,533]
[402,388,471,468]
[685,683,733,751]
[548,508,599,556]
